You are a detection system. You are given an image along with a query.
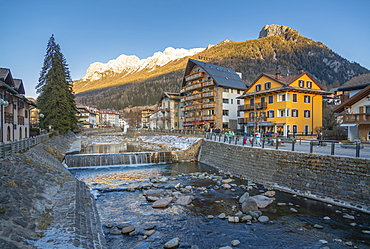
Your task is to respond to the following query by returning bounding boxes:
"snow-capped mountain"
[82,47,205,82]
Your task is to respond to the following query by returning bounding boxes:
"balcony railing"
[185,83,202,91]
[185,72,204,82]
[184,117,200,122]
[202,115,216,121]
[202,80,214,87]
[238,102,266,111]
[202,103,216,109]
[184,94,202,101]
[342,113,370,123]
[202,91,215,98]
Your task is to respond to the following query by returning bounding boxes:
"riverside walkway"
[135,129,370,159]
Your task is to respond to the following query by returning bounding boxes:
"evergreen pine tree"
[36,35,77,133]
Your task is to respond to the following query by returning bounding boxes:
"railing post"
[275,137,279,150]
[235,136,238,145]
[292,139,295,151]
[262,137,265,148]
[251,138,254,147]
[356,142,360,157]
[310,141,313,153]
[331,142,335,155]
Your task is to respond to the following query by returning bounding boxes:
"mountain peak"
[259,24,298,38]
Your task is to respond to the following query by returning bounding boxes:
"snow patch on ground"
[140,135,202,150]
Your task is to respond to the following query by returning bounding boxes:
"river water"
[70,161,370,249]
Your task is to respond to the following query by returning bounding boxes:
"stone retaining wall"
[0,132,106,248]
[199,140,370,213]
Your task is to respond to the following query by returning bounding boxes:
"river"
[70,161,370,249]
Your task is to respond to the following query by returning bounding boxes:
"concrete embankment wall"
[199,140,370,213]
[0,133,106,248]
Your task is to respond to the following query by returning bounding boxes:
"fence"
[0,134,50,158]
[205,132,368,158]
[133,128,205,136]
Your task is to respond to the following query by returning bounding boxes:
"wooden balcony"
[184,94,202,101]
[185,83,202,91]
[202,80,214,87]
[202,103,216,109]
[184,104,201,111]
[202,91,215,98]
[238,102,266,111]
[184,117,200,122]
[202,115,216,121]
[185,72,204,82]
[342,113,370,124]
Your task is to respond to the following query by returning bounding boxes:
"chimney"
[275,71,281,80]
[298,68,304,74]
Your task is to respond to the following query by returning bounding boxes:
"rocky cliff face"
[258,24,296,38]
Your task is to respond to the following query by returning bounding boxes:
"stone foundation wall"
[171,140,203,162]
[0,133,106,248]
[199,140,370,213]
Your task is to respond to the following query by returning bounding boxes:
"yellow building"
[238,71,327,136]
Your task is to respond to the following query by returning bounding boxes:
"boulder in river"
[239,192,250,203]
[152,197,173,208]
[176,196,194,206]
[164,237,180,248]
[249,195,275,208]
[242,198,258,213]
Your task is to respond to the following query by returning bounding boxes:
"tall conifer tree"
[36,35,77,133]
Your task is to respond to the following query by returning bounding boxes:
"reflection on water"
[80,143,145,154]
[70,162,370,249]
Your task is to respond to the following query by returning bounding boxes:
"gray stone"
[258,216,269,223]
[242,198,258,213]
[249,195,275,208]
[238,192,250,203]
[218,213,226,219]
[164,237,180,248]
[152,197,173,208]
[144,229,155,236]
[176,196,194,206]
[121,226,135,234]
[231,239,241,246]
[228,216,239,223]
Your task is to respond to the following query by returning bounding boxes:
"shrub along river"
[68,138,370,249]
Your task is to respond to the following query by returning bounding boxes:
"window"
[299,79,304,88]
[304,95,311,103]
[223,88,229,93]
[268,95,274,104]
[278,109,290,117]
[231,99,233,104]
[249,112,255,119]
[278,93,290,102]
[292,93,297,103]
[237,100,240,105]
[237,90,241,94]
[292,125,297,133]
[265,82,271,90]
[222,110,229,116]
[304,110,311,118]
[292,109,299,117]
[255,84,261,92]
[223,98,229,104]
[250,98,254,106]
[268,110,274,118]
[307,81,312,89]
[304,125,309,135]
[237,111,240,117]
[25,110,28,119]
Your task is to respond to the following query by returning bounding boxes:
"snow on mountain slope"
[82,47,205,81]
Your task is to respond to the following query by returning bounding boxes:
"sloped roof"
[333,84,370,113]
[338,73,370,91]
[239,72,327,98]
[13,79,25,94]
[162,92,180,100]
[182,59,247,90]
[0,68,14,87]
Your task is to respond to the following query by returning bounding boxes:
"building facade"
[180,59,246,131]
[0,68,36,143]
[333,73,370,141]
[141,108,155,128]
[238,71,327,136]
[158,92,180,129]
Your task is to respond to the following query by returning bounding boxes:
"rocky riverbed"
[70,162,370,249]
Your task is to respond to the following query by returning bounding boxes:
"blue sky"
[1,0,369,98]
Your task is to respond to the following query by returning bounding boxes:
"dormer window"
[307,81,312,89]
[299,80,304,88]
[265,82,271,90]
[255,84,261,92]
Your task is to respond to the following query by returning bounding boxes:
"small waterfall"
[64,151,173,168]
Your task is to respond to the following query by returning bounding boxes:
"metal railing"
[205,132,368,158]
[0,134,50,158]
[134,128,205,136]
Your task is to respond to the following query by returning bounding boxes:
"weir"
[64,151,173,167]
